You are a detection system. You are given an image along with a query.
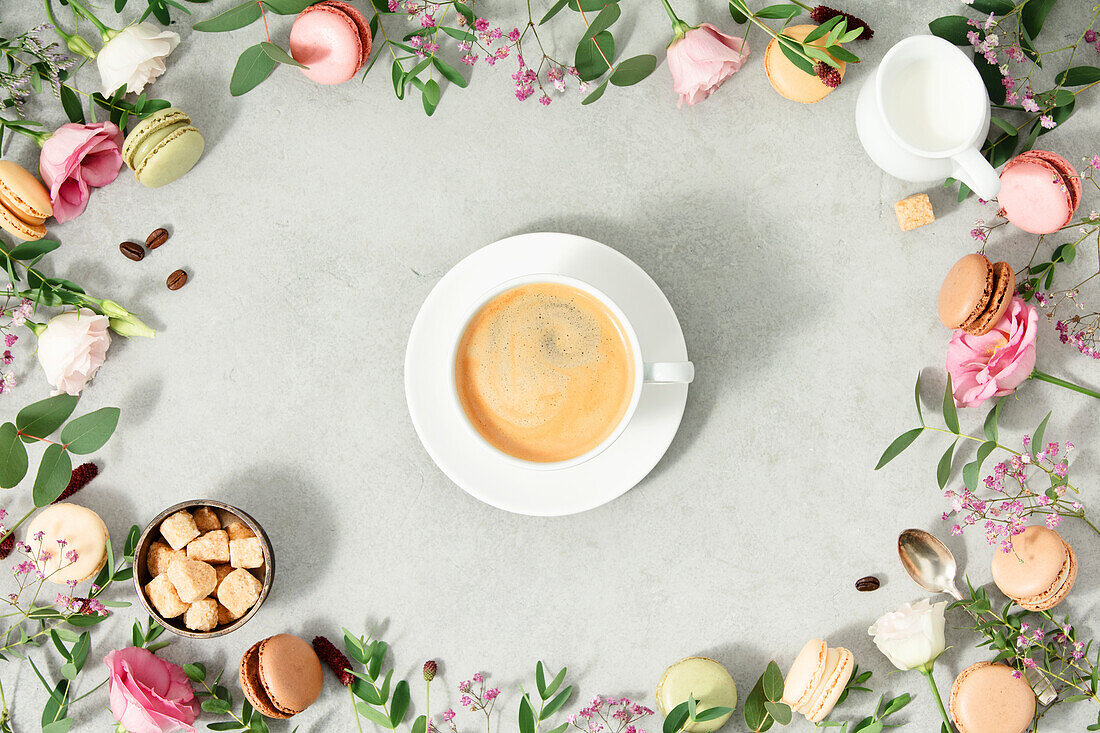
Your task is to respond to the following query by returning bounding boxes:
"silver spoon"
[897,528,963,600]
[896,528,1057,705]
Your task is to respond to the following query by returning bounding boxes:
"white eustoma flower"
[868,599,948,671]
[96,23,180,96]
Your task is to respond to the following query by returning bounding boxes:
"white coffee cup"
[856,34,1002,200]
[448,273,694,471]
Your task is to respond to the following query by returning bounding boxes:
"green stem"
[1031,369,1100,399]
[0,508,36,549]
[350,685,365,733]
[63,0,115,41]
[920,667,954,733]
[657,0,692,38]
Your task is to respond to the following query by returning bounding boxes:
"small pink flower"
[666,24,748,108]
[442,709,456,722]
[946,298,1038,408]
[38,122,124,223]
[484,688,500,701]
[1040,114,1056,129]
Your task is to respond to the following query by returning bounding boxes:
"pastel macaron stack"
[991,525,1077,611]
[949,662,1035,733]
[764,25,845,103]
[0,160,53,241]
[289,1,372,85]
[122,108,205,188]
[655,657,738,732]
[998,150,1081,234]
[240,633,324,719]
[781,639,854,724]
[938,253,1015,336]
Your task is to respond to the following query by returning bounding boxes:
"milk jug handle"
[951,147,1002,201]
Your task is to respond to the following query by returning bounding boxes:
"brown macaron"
[239,634,324,719]
[938,253,1014,336]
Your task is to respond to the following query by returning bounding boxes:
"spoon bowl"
[898,528,963,600]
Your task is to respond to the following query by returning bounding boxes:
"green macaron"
[122,108,205,188]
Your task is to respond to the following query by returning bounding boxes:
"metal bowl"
[133,499,274,639]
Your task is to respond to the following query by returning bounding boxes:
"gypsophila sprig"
[954,581,1100,728]
[568,695,652,733]
[929,1,1099,199]
[877,373,1099,551]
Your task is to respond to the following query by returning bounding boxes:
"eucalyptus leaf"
[260,42,307,68]
[584,4,621,39]
[763,701,791,726]
[262,0,313,13]
[540,0,570,24]
[0,422,29,488]
[574,32,615,81]
[59,407,119,454]
[16,394,79,442]
[610,55,657,86]
[928,16,972,45]
[937,440,956,489]
[33,443,72,507]
[433,58,468,88]
[193,1,261,32]
[230,44,279,96]
[875,428,924,470]
[1032,412,1051,458]
[942,375,959,434]
[390,680,410,726]
[581,79,609,104]
[762,661,784,701]
[422,79,441,116]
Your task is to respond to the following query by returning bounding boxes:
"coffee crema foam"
[455,282,635,463]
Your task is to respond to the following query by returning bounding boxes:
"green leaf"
[536,661,547,698]
[544,665,567,698]
[357,703,394,729]
[262,0,313,13]
[803,14,843,43]
[875,428,923,470]
[541,686,573,719]
[17,394,80,442]
[743,677,771,732]
[203,698,233,714]
[776,37,814,75]
[42,720,73,733]
[1032,412,1051,458]
[7,239,60,260]
[392,60,407,99]
[963,440,997,489]
[453,2,475,24]
[260,42,306,68]
[974,52,1006,105]
[194,1,261,31]
[913,372,925,426]
[692,707,735,722]
[184,663,207,683]
[520,694,536,733]
[584,4,620,39]
[207,723,243,731]
[755,3,800,20]
[882,692,911,716]
[937,440,957,489]
[65,612,106,627]
[230,44,279,96]
[581,79,609,104]
[928,16,973,45]
[574,32,615,81]
[390,680,410,726]
[610,55,657,86]
[421,79,441,116]
[729,1,747,23]
[59,407,119,455]
[763,702,791,726]
[664,701,692,733]
[540,0,570,24]
[412,717,427,733]
[1056,66,1100,86]
[33,444,72,507]
[942,375,959,433]
[59,85,84,124]
[368,640,387,680]
[1021,0,1057,38]
[433,58,468,88]
[762,661,784,701]
[968,0,1014,14]
[0,422,29,488]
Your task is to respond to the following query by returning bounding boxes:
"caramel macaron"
[240,634,323,719]
[992,525,1077,611]
[764,25,846,103]
[949,662,1035,733]
[938,253,1014,336]
[0,160,52,240]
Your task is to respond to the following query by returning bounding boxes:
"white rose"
[36,309,111,396]
[867,599,948,671]
[97,23,180,96]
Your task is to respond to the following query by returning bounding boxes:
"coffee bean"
[146,227,169,250]
[166,269,188,290]
[119,241,144,261]
[855,576,880,592]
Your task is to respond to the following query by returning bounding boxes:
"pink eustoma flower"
[39,122,124,223]
[666,24,748,108]
[105,647,200,733]
[947,297,1038,408]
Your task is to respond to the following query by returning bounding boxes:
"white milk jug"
[856,35,1002,201]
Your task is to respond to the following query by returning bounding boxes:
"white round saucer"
[404,233,690,516]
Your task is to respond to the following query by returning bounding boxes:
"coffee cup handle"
[951,147,1002,201]
[644,362,695,384]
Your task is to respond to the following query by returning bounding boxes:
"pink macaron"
[289,1,372,85]
[998,150,1081,234]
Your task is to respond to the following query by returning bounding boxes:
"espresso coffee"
[455,282,635,463]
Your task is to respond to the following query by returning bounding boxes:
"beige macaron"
[0,160,52,240]
[26,503,109,584]
[764,25,846,103]
[949,662,1034,733]
[992,525,1077,611]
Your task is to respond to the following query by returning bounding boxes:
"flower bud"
[423,660,437,682]
[66,34,97,59]
[108,315,155,339]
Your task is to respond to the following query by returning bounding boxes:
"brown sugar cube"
[186,529,230,564]
[895,193,935,231]
[184,598,219,631]
[229,537,264,569]
[159,510,200,550]
[193,507,221,534]
[217,568,262,618]
[213,563,234,593]
[217,602,240,626]
[146,541,185,577]
[166,558,217,604]
[145,574,189,618]
[225,521,255,540]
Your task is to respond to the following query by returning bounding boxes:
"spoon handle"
[946,582,963,601]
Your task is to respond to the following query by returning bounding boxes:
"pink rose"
[947,297,1038,408]
[105,647,200,733]
[667,24,748,108]
[39,122,124,223]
